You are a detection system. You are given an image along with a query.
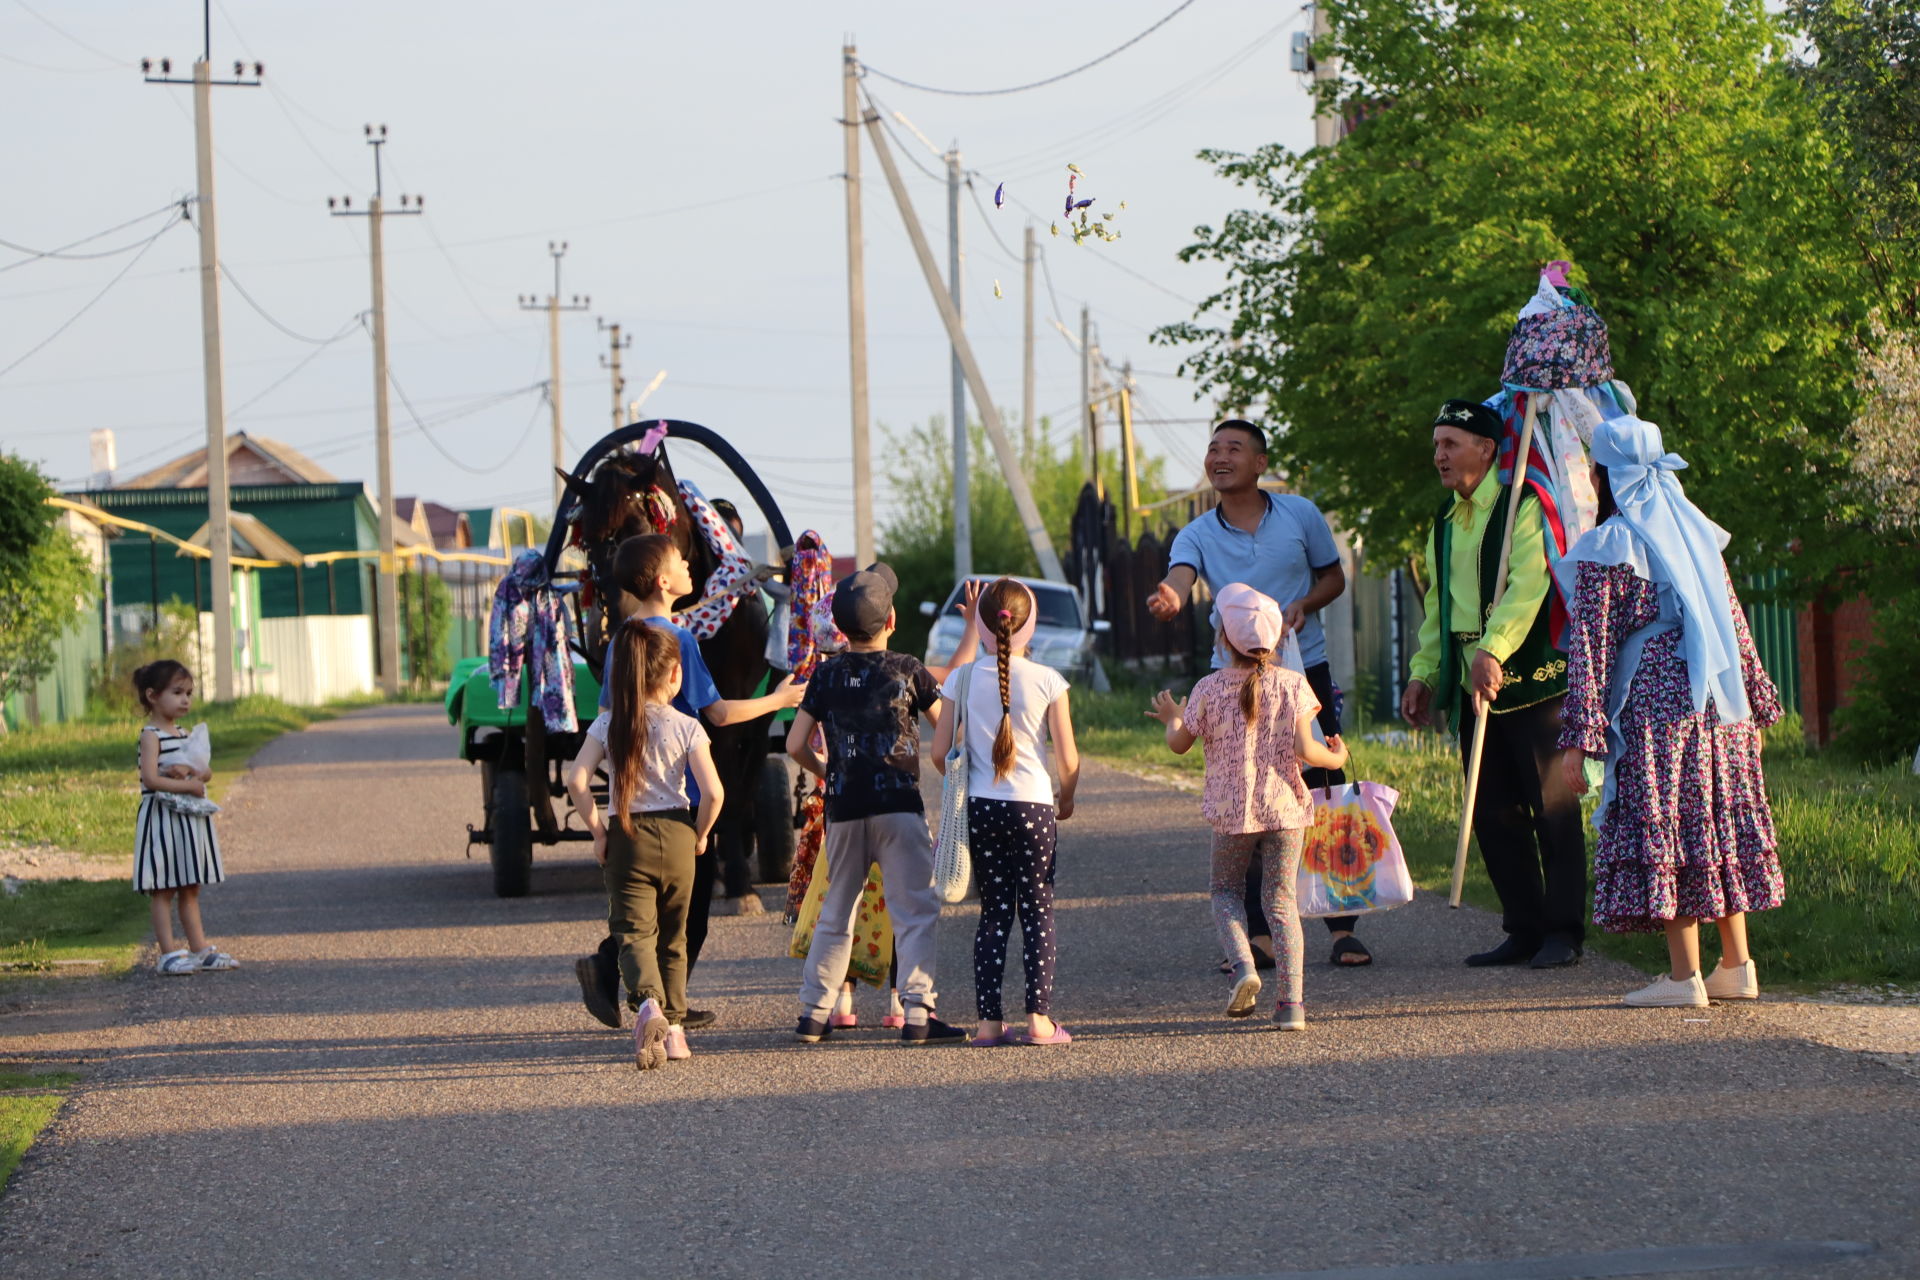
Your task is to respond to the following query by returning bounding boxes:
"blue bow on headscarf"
[1588,417,1750,725]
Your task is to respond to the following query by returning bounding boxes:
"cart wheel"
[490,767,533,898]
[755,756,796,885]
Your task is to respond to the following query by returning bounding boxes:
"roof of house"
[177,512,305,563]
[118,433,337,490]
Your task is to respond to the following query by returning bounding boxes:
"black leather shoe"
[1529,936,1584,968]
[574,957,621,1029]
[682,1009,718,1030]
[1465,936,1539,967]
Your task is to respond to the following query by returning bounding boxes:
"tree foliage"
[1158,0,1885,578]
[878,418,1166,656]
[0,454,96,717]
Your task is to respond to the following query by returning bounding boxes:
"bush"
[90,600,201,712]
[1833,589,1920,765]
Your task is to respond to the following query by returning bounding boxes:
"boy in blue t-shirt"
[575,533,806,1031]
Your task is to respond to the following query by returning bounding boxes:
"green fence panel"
[1740,569,1800,713]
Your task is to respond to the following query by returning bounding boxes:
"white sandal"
[156,949,198,975]
[193,946,239,971]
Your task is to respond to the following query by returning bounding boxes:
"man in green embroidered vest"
[1401,399,1587,969]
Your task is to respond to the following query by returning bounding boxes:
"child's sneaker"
[633,998,670,1070]
[901,1016,968,1046]
[1273,1002,1307,1032]
[663,1025,692,1061]
[1227,968,1262,1018]
[156,949,197,976]
[1624,972,1709,1008]
[794,1015,834,1044]
[1703,959,1759,1001]
[193,946,238,971]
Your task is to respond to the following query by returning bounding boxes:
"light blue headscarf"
[1579,417,1750,724]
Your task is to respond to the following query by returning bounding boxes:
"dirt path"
[1,704,1915,1279]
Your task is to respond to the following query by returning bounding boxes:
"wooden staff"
[1449,391,1542,908]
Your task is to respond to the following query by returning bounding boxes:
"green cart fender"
[447,656,602,759]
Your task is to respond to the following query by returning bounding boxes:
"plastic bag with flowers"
[1296,782,1413,918]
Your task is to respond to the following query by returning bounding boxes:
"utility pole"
[599,318,630,433]
[1119,360,1139,542]
[1311,2,1342,149]
[1023,224,1036,457]
[1080,306,1103,495]
[519,244,590,514]
[945,146,970,581]
[141,17,261,704]
[862,107,1064,582]
[329,124,420,697]
[842,43,874,565]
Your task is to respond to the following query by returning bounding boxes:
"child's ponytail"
[1239,648,1272,726]
[978,578,1033,782]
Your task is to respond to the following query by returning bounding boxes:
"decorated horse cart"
[445,420,808,898]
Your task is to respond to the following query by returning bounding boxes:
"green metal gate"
[1740,569,1800,713]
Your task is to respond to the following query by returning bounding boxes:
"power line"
[0,209,185,380]
[227,313,364,420]
[859,0,1197,97]
[10,0,131,67]
[218,262,352,344]
[0,201,188,272]
[383,369,548,475]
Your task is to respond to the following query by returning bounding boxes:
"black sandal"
[1330,936,1373,967]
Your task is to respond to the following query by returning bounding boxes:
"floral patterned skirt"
[1594,695,1785,933]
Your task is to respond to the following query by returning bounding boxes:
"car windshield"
[944,582,1080,630]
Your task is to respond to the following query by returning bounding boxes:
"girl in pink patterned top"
[1149,584,1349,1030]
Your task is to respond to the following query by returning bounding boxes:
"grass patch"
[0,695,332,858]
[0,880,151,975]
[0,1066,79,1197]
[1075,680,1920,988]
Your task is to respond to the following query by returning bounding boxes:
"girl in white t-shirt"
[567,620,722,1071]
[931,578,1081,1047]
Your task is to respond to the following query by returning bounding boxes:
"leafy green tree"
[1158,0,1885,579]
[0,454,96,728]
[879,417,1167,656]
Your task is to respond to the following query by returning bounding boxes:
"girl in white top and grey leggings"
[932,578,1081,1047]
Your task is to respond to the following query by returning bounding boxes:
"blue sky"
[3,0,1316,555]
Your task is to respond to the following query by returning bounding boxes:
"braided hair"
[608,619,683,834]
[978,578,1032,781]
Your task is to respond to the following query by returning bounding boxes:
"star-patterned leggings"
[969,797,1059,1022]
[1211,828,1306,1006]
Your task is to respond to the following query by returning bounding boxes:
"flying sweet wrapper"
[994,182,1005,208]
[1071,198,1094,212]
[1067,163,1083,176]
[1049,222,1059,237]
[993,280,1004,298]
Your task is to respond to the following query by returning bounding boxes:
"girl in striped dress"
[133,660,236,976]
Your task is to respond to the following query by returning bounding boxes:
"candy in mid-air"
[994,182,1005,208]
[993,280,1004,298]
[1067,163,1083,176]
[1071,198,1095,211]
[1049,222,1059,237]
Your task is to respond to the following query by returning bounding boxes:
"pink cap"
[1215,582,1283,655]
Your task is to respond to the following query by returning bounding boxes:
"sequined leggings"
[970,797,1059,1022]
[1211,829,1305,1006]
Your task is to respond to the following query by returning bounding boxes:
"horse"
[560,443,780,901]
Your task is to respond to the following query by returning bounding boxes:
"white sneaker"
[1624,972,1709,1008]
[1703,959,1759,1000]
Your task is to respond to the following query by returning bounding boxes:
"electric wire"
[381,370,548,475]
[0,209,185,380]
[10,0,131,67]
[218,263,352,344]
[858,0,1197,97]
[0,201,189,273]
[227,313,365,421]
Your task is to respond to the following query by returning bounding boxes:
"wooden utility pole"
[142,20,261,703]
[863,108,1064,582]
[1311,2,1341,149]
[1023,223,1036,456]
[842,44,874,565]
[329,125,421,696]
[1120,361,1139,541]
[599,318,630,434]
[519,245,590,515]
[945,146,971,581]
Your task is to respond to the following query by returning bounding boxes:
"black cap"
[1432,398,1503,442]
[830,562,898,638]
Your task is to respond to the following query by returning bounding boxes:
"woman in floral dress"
[1555,416,1786,1008]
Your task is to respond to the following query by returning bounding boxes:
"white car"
[920,575,1109,685]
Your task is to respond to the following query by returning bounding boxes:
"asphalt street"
[2,704,1915,1279]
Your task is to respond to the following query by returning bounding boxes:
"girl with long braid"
[930,578,1080,1047]
[1148,584,1348,1030]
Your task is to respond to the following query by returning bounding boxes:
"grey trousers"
[798,810,942,1018]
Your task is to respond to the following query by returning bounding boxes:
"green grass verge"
[0,695,332,858]
[1074,680,1920,988]
[0,880,152,975]
[0,1067,79,1197]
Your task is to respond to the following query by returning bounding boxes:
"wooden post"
[1449,392,1542,908]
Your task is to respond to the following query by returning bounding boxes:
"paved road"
[3,705,1916,1279]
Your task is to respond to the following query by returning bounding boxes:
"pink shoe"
[830,1010,859,1030]
[880,1013,906,1029]
[1018,1023,1072,1046]
[633,998,669,1071]
[969,1026,1016,1047]
[664,1025,692,1061]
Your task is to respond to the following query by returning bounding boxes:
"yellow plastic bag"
[788,857,894,988]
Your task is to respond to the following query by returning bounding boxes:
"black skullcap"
[1431,399,1503,442]
[830,562,899,639]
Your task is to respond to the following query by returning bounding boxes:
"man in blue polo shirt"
[1147,419,1373,968]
